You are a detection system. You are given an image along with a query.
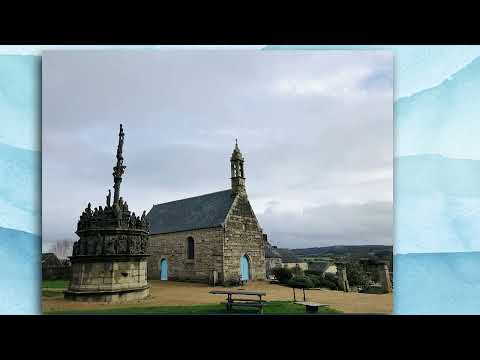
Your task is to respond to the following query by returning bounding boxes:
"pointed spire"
[231,138,243,161]
[112,124,126,205]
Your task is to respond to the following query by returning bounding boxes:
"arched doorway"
[160,259,168,280]
[240,255,250,281]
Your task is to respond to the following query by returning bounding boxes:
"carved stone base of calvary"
[64,124,150,303]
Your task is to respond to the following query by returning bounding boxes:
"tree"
[48,239,74,259]
[287,276,315,302]
[345,262,370,287]
[287,275,314,289]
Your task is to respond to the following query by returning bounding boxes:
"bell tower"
[231,139,246,195]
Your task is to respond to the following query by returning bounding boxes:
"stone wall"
[147,227,224,283]
[42,264,71,280]
[68,256,148,292]
[146,194,266,285]
[223,194,266,283]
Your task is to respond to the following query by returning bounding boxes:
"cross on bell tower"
[231,139,246,195]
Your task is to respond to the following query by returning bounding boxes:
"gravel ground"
[42,280,393,314]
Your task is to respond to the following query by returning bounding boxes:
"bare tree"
[48,239,74,259]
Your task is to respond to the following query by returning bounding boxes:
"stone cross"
[112,124,126,205]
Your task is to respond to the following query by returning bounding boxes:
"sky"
[42,50,393,251]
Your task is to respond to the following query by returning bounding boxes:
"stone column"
[360,258,393,294]
[376,261,392,293]
[335,261,350,292]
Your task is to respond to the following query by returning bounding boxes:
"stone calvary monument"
[64,124,151,302]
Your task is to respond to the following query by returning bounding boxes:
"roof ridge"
[152,189,231,207]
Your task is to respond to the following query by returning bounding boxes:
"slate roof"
[147,189,235,235]
[275,248,303,263]
[308,261,333,273]
[265,246,282,259]
[41,253,61,265]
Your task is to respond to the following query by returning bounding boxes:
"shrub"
[272,267,293,284]
[305,270,323,277]
[305,274,322,287]
[305,274,337,290]
[290,265,304,276]
[324,273,337,283]
[319,277,338,290]
[287,275,314,289]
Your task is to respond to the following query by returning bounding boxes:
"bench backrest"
[210,290,266,296]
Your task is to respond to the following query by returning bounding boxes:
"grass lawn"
[44,301,342,315]
[43,290,65,298]
[43,280,69,289]
[42,280,68,298]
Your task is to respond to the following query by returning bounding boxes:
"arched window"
[187,237,195,259]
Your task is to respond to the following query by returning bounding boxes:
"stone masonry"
[147,193,266,284]
[223,193,265,283]
[65,124,150,303]
[147,140,266,285]
[148,227,224,282]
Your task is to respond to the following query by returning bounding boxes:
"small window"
[187,237,195,259]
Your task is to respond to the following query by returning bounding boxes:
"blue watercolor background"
[1,46,480,314]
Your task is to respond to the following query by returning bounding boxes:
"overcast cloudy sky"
[42,50,393,250]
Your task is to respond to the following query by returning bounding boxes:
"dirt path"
[43,280,393,314]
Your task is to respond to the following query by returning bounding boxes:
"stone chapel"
[146,141,266,285]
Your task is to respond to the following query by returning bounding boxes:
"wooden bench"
[210,290,267,314]
[228,297,267,302]
[220,301,266,313]
[294,301,328,313]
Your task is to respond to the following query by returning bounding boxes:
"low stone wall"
[64,286,150,303]
[42,265,71,280]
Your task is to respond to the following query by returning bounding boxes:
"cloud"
[260,201,393,248]
[42,50,393,249]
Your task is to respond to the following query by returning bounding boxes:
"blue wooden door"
[240,255,249,281]
[160,259,168,280]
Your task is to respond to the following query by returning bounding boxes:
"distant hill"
[291,245,393,259]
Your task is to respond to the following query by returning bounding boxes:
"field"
[42,280,392,315]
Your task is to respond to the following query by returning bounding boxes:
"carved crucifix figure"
[106,189,111,207]
[86,202,92,216]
